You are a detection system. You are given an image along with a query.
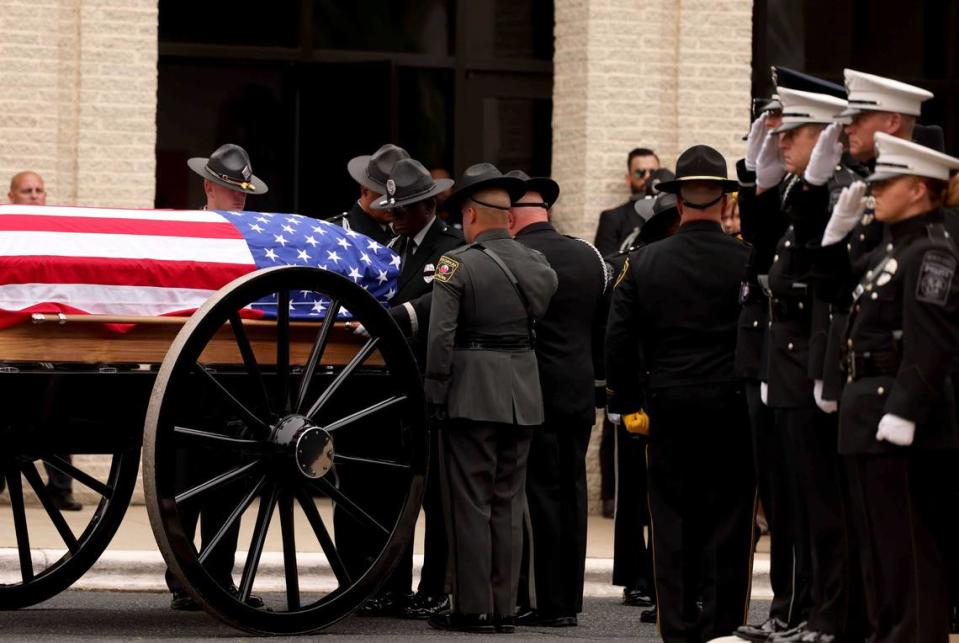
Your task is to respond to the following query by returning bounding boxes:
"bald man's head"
[461,187,512,242]
[8,171,46,205]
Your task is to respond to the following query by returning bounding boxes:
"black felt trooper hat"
[442,162,527,213]
[372,158,455,209]
[347,144,411,193]
[504,169,561,208]
[187,143,269,194]
[654,145,739,196]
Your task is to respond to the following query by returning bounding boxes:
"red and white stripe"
[0,205,257,326]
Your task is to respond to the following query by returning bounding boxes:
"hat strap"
[470,196,511,211]
[206,165,256,191]
[682,193,724,210]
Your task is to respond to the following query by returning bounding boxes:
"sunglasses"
[632,169,652,178]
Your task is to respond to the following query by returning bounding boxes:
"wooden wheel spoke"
[305,336,380,422]
[238,484,279,604]
[173,426,269,454]
[276,289,291,414]
[278,492,300,610]
[332,453,410,471]
[294,488,351,587]
[175,459,261,504]
[323,395,408,433]
[42,455,113,498]
[193,363,270,433]
[198,476,266,565]
[313,477,389,536]
[229,313,272,418]
[21,462,78,553]
[295,298,341,414]
[6,468,33,582]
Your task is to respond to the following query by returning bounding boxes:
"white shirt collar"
[410,215,436,251]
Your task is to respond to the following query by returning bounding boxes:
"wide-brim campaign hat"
[347,144,411,193]
[634,192,678,223]
[866,131,959,183]
[372,158,455,209]
[187,143,268,195]
[654,145,738,195]
[505,169,560,207]
[442,163,527,213]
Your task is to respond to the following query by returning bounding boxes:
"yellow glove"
[623,410,650,435]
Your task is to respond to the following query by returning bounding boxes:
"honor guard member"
[839,133,959,643]
[330,144,410,246]
[357,158,462,619]
[605,193,681,624]
[503,170,607,628]
[170,143,269,611]
[753,86,866,643]
[425,163,557,634]
[606,146,754,643]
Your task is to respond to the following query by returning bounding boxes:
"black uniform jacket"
[515,222,607,425]
[328,201,393,246]
[595,199,643,257]
[606,220,751,414]
[839,209,959,454]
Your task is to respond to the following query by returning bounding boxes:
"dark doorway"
[155,0,554,216]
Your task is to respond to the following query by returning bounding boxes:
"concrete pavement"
[1,500,772,599]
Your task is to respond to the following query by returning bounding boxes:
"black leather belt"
[454,334,532,351]
[844,350,900,380]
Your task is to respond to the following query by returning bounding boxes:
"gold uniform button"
[878,386,885,395]
[847,339,853,348]
[787,342,794,350]
[871,292,878,300]
[753,321,759,328]
[798,302,804,310]
[785,240,792,248]
[773,254,779,262]
[887,243,894,252]
[859,234,866,241]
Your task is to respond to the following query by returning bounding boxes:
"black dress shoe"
[428,612,496,633]
[400,592,450,619]
[736,616,789,641]
[49,490,82,511]
[170,591,201,611]
[494,615,515,633]
[768,622,809,642]
[515,608,577,627]
[225,584,264,608]
[640,605,658,624]
[623,586,655,607]
[357,590,413,617]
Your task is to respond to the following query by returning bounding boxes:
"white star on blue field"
[218,211,400,319]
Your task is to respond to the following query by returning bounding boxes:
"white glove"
[876,413,915,446]
[821,181,867,246]
[813,379,838,414]
[345,321,369,337]
[803,123,844,186]
[607,412,622,425]
[744,113,768,171]
[760,382,769,406]
[756,134,786,189]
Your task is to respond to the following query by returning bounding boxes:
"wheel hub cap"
[272,415,334,479]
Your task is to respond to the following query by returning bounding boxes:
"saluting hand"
[756,133,786,190]
[804,123,844,186]
[744,113,768,171]
[821,181,867,246]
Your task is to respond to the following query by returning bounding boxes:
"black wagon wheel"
[143,266,426,635]
[0,444,140,609]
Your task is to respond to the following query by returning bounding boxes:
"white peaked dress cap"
[867,131,959,182]
[840,69,933,117]
[771,87,849,133]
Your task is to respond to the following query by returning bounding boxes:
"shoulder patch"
[434,256,461,283]
[916,250,956,306]
[614,256,630,289]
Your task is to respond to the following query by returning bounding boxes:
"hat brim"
[373,178,455,209]
[769,121,808,134]
[837,106,865,118]
[522,178,560,207]
[865,169,908,183]
[655,177,739,194]
[188,157,269,195]
[442,176,527,213]
[347,155,387,193]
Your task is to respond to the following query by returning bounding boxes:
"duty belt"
[844,350,900,381]
[454,334,532,351]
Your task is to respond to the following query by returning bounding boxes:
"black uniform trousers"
[612,422,655,595]
[440,419,533,618]
[600,417,616,503]
[165,447,242,592]
[776,406,861,636]
[845,451,957,643]
[746,381,809,626]
[523,417,591,617]
[646,383,755,643]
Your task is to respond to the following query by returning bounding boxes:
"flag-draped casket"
[0,205,401,327]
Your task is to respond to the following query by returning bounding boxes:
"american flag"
[0,205,400,327]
